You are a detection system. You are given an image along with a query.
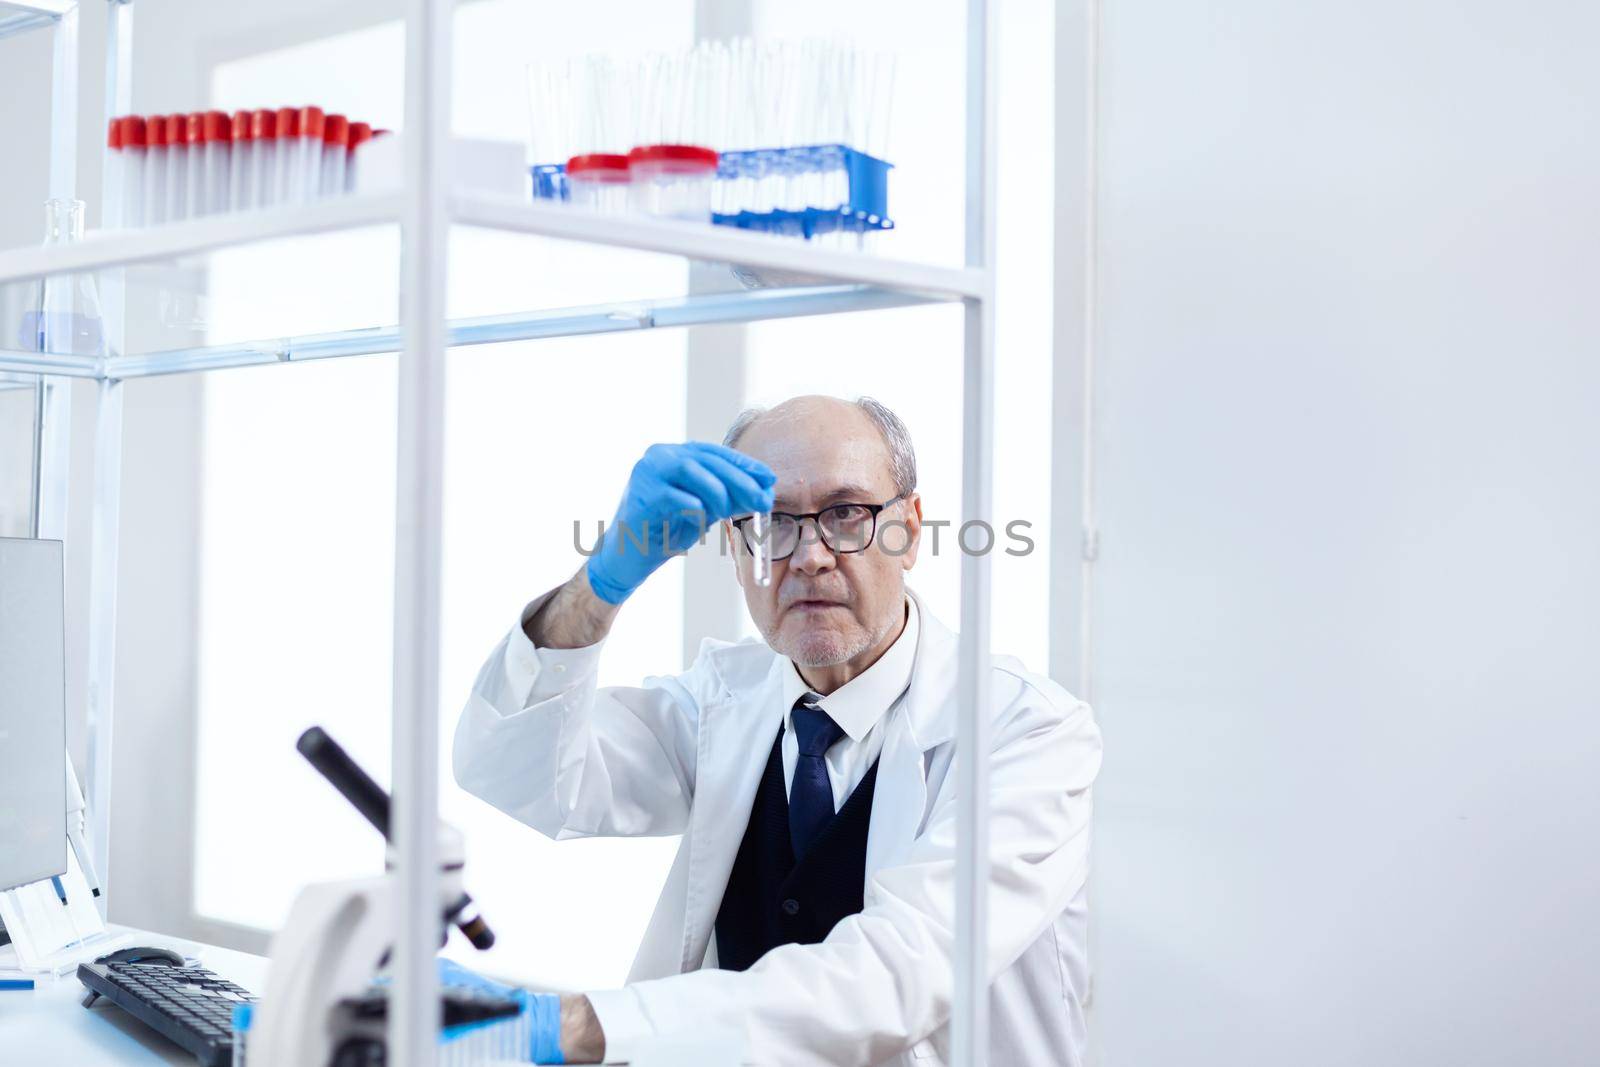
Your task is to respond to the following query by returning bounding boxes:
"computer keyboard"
[78,958,255,1067]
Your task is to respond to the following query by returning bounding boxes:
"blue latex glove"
[436,958,563,1063]
[526,993,564,1064]
[586,441,776,605]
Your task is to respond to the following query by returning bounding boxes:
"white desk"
[0,924,269,1065]
[1,928,650,1065]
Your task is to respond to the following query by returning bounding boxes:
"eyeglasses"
[733,492,911,561]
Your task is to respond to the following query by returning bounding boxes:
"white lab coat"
[453,587,1102,1067]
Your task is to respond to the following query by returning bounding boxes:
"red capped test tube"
[229,111,253,212]
[166,114,189,222]
[297,106,325,204]
[274,107,301,204]
[184,112,206,218]
[251,109,277,208]
[121,116,148,228]
[320,114,349,197]
[144,113,169,225]
[345,122,373,194]
[203,110,231,216]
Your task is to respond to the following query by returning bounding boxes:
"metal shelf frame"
[5,285,945,380]
[0,193,985,382]
[10,0,999,1062]
[0,0,76,43]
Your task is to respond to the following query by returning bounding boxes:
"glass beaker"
[22,199,105,357]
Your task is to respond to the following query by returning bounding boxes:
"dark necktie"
[789,696,846,861]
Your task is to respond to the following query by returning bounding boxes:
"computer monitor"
[0,537,66,893]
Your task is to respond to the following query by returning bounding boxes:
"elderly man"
[453,395,1101,1066]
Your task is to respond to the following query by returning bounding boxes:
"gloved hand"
[586,441,776,605]
[436,957,564,1063]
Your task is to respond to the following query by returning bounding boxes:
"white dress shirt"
[777,593,918,810]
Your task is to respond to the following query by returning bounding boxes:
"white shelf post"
[27,2,86,897]
[83,376,123,903]
[954,0,998,1063]
[83,0,137,914]
[391,0,451,1062]
[48,1,77,203]
[29,0,79,544]
[80,0,134,915]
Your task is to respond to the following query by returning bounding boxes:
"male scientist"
[453,395,1102,1066]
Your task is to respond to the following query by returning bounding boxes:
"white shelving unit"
[0,0,999,1063]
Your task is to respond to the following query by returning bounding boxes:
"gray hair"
[722,395,917,497]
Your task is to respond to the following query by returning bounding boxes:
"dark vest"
[714,725,880,972]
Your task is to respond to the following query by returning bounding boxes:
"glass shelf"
[0,193,978,380]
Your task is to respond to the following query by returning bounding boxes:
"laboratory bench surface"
[0,924,268,1065]
[0,928,610,1065]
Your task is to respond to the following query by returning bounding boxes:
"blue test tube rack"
[531,144,895,239]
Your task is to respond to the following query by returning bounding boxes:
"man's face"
[726,399,921,668]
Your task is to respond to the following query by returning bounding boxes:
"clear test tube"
[144,114,168,225]
[184,112,206,218]
[274,107,300,205]
[750,510,772,586]
[203,110,230,216]
[228,110,253,213]
[320,114,349,196]
[165,114,189,222]
[122,116,147,228]
[251,109,276,207]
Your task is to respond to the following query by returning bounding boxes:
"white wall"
[1087,2,1600,1063]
